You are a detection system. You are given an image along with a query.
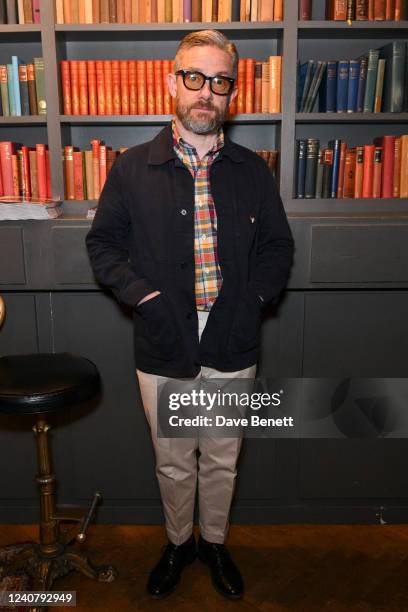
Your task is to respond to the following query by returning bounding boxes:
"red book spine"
[395,0,402,19]
[45,148,52,199]
[146,60,155,114]
[374,0,386,18]
[0,141,14,196]
[36,143,47,200]
[0,155,3,196]
[111,60,121,114]
[333,0,347,19]
[91,139,100,198]
[61,60,72,114]
[393,137,401,197]
[162,59,171,115]
[376,135,395,197]
[120,60,130,114]
[103,60,113,115]
[245,59,255,113]
[73,151,84,199]
[372,146,382,197]
[254,61,262,113]
[236,58,245,114]
[137,60,147,114]
[87,61,97,114]
[21,145,31,198]
[386,0,395,19]
[64,146,75,199]
[154,60,163,115]
[70,60,80,115]
[362,144,375,197]
[96,61,105,115]
[299,0,312,19]
[354,146,364,198]
[78,60,88,114]
[336,141,347,198]
[11,154,19,197]
[128,60,138,114]
[99,144,107,192]
[368,0,374,18]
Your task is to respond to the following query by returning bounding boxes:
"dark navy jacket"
[86,123,294,377]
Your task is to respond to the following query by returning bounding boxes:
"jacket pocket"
[227,291,262,353]
[136,293,181,358]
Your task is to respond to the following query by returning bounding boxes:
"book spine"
[90,139,100,198]
[322,149,333,198]
[356,0,368,18]
[374,0,386,18]
[254,61,262,113]
[128,60,137,114]
[299,0,312,19]
[12,56,22,116]
[111,60,121,114]
[78,59,88,114]
[393,136,401,197]
[103,60,113,114]
[64,145,75,199]
[268,55,281,113]
[36,143,47,200]
[7,65,16,116]
[137,60,147,114]
[162,59,171,114]
[99,144,107,192]
[343,148,356,198]
[0,141,14,196]
[304,138,319,198]
[87,60,97,114]
[245,58,255,113]
[296,139,307,198]
[70,59,80,114]
[336,141,347,197]
[61,60,72,114]
[146,60,155,114]
[154,60,163,114]
[362,143,375,197]
[372,146,382,197]
[354,145,364,197]
[96,60,105,114]
[73,150,84,199]
[328,139,342,197]
[336,60,349,112]
[334,0,347,19]
[29,149,38,198]
[120,60,130,114]
[356,56,367,112]
[347,60,360,112]
[400,135,408,197]
[378,135,395,197]
[18,64,30,115]
[21,146,31,196]
[236,58,245,113]
[363,49,379,112]
[373,58,385,112]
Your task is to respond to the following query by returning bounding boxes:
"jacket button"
[180,209,187,215]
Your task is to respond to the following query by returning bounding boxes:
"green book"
[6,64,15,116]
[363,49,380,113]
[0,65,10,116]
[33,57,46,115]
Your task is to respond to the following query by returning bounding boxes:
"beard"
[175,99,228,135]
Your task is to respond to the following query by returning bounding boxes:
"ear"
[167,72,177,99]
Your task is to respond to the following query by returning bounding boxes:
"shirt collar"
[171,118,224,157]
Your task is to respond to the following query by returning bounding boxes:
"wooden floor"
[2,524,408,611]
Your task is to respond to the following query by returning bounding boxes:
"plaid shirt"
[172,119,224,312]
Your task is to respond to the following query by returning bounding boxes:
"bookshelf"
[0,0,407,214]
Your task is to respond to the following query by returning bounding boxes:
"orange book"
[354,146,364,198]
[385,0,395,19]
[395,0,402,19]
[261,61,269,113]
[117,0,125,21]
[336,141,347,198]
[0,142,15,197]
[236,58,245,114]
[99,144,107,192]
[111,60,121,114]
[362,144,375,197]
[260,0,273,20]
[171,60,176,114]
[137,60,147,114]
[273,0,283,20]
[79,0,86,22]
[120,60,130,114]
[368,0,374,19]
[393,136,401,197]
[36,143,47,200]
[162,59,171,114]
[253,62,262,113]
[374,0,386,18]
[154,60,163,115]
[245,59,255,113]
[78,60,88,114]
[146,60,155,114]
[61,60,72,114]
[11,154,19,197]
[21,145,31,198]
[46,149,52,199]
[71,0,79,22]
[92,0,100,21]
[268,55,281,113]
[125,0,132,21]
[103,61,113,115]
[90,139,100,198]
[96,60,105,115]
[29,150,38,198]
[343,148,356,198]
[372,146,382,197]
[100,0,109,21]
[70,60,80,115]
[400,135,408,197]
[87,61,97,114]
[84,0,93,22]
[128,60,138,114]
[63,0,72,23]
[73,150,84,199]
[139,0,146,21]
[64,146,75,199]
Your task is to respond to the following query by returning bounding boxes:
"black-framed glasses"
[175,69,235,96]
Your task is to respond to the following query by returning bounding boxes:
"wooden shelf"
[0,116,47,125]
[58,113,282,124]
[286,198,408,214]
[296,113,408,123]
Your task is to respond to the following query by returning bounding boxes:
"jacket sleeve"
[248,165,294,305]
[85,155,155,307]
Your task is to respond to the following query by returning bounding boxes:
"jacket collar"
[147,121,245,165]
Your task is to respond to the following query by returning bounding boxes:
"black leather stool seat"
[0,352,101,415]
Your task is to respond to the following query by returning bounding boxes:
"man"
[86,29,294,600]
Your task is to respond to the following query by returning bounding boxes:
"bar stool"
[0,295,117,606]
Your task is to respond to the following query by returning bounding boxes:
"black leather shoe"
[147,534,196,599]
[197,535,244,599]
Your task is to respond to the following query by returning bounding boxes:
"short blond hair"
[174,30,239,79]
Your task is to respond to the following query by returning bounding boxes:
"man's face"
[168,45,238,135]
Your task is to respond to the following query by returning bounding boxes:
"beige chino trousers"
[137,310,256,545]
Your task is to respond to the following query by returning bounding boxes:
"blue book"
[347,60,360,112]
[11,56,21,116]
[296,139,307,198]
[297,61,309,112]
[336,60,349,112]
[356,57,368,112]
[6,64,16,116]
[328,139,342,198]
[319,60,337,113]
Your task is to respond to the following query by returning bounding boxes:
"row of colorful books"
[63,141,278,200]
[298,43,408,114]
[0,142,52,199]
[299,0,407,20]
[295,135,408,199]
[0,0,40,23]
[0,57,46,117]
[54,0,283,24]
[60,57,282,115]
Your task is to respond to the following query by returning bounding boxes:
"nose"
[199,79,213,100]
